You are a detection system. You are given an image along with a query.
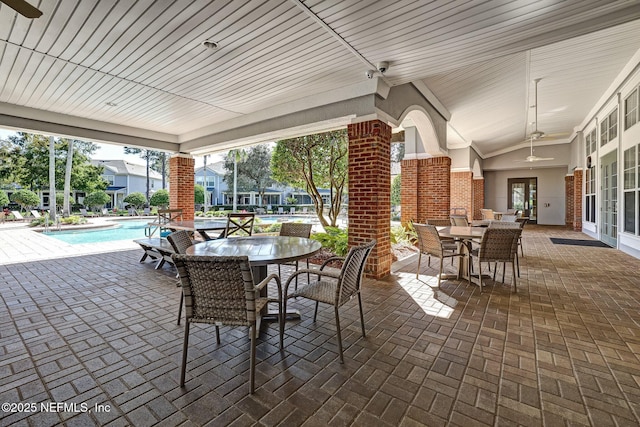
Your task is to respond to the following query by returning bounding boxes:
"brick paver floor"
[1,225,640,426]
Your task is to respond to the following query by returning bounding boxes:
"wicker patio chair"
[481,209,495,220]
[282,240,375,362]
[488,220,521,277]
[414,224,464,287]
[172,254,282,393]
[515,217,528,256]
[450,214,469,227]
[224,213,255,237]
[278,222,313,291]
[471,228,521,293]
[167,230,194,325]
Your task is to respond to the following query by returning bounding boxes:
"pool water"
[43,220,150,244]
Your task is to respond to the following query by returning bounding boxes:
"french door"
[600,150,617,247]
[508,178,537,223]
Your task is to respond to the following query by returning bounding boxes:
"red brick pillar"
[169,154,195,221]
[573,169,583,231]
[348,120,392,279]
[418,157,451,221]
[565,175,574,228]
[451,171,473,221]
[400,159,418,225]
[472,177,484,220]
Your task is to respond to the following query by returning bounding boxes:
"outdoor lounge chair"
[80,208,98,217]
[172,254,283,393]
[10,211,25,222]
[30,210,42,219]
[283,239,375,362]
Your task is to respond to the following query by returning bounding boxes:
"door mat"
[549,238,611,248]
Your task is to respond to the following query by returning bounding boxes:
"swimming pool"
[43,220,150,244]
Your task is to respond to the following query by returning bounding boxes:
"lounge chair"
[277,207,284,215]
[30,210,42,219]
[101,208,115,216]
[80,208,98,217]
[11,211,25,222]
[289,207,295,215]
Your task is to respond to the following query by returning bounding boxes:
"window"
[601,109,618,145]
[624,146,636,234]
[585,128,597,156]
[625,88,638,130]
[585,166,596,223]
[104,175,115,185]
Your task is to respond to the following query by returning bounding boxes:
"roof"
[92,160,163,180]
[195,161,226,176]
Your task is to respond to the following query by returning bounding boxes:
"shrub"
[149,189,169,207]
[84,191,110,211]
[10,189,40,211]
[123,192,146,209]
[60,215,87,225]
[311,226,348,256]
[0,190,8,207]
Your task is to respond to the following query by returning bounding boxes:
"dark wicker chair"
[414,224,464,287]
[278,222,313,290]
[488,221,521,276]
[167,230,194,325]
[450,214,470,226]
[283,240,375,362]
[172,254,282,394]
[472,228,522,293]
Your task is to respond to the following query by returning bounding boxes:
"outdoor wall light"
[202,40,219,50]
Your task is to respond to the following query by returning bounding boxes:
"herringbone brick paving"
[1,225,640,426]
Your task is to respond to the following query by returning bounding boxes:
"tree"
[10,189,40,212]
[84,191,110,212]
[194,185,205,205]
[223,145,275,208]
[391,142,405,163]
[123,192,146,209]
[272,130,348,227]
[149,189,169,207]
[123,148,165,200]
[0,189,8,206]
[62,138,73,215]
[391,174,401,207]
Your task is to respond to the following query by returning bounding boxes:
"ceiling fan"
[0,0,42,18]
[518,78,554,162]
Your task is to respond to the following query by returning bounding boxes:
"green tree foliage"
[84,191,110,211]
[149,189,170,207]
[10,189,40,211]
[123,148,167,200]
[391,142,405,163]
[271,130,348,227]
[194,185,205,205]
[0,189,8,206]
[223,144,275,206]
[4,133,106,193]
[124,192,146,209]
[391,174,401,207]
[0,140,22,184]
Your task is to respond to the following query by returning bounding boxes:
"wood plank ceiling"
[1,0,639,157]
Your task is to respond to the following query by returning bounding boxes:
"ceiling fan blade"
[0,0,42,18]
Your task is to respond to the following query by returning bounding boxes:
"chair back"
[172,255,258,325]
[481,209,495,220]
[279,222,312,238]
[225,213,255,237]
[450,215,469,226]
[500,214,517,222]
[11,210,24,220]
[157,208,183,224]
[336,240,376,306]
[167,230,193,254]
[414,223,447,258]
[515,217,528,228]
[478,228,521,262]
[489,221,520,229]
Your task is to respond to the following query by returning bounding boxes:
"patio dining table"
[438,226,486,287]
[157,220,228,240]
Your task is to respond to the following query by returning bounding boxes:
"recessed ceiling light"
[202,40,219,50]
[106,102,117,107]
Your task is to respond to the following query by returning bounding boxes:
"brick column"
[169,154,195,221]
[451,171,473,221]
[348,120,392,279]
[472,177,485,220]
[418,157,451,221]
[573,169,583,231]
[565,175,574,228]
[400,159,418,225]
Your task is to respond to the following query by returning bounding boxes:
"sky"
[0,128,221,167]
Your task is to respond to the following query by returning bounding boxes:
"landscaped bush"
[311,226,348,256]
[60,215,87,225]
[29,217,54,227]
[10,189,39,211]
[0,190,9,207]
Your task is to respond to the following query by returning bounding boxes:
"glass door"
[600,150,617,247]
[508,178,537,223]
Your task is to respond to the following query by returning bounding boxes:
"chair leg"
[335,306,344,363]
[306,259,310,287]
[294,260,299,291]
[177,292,184,325]
[437,257,443,288]
[249,324,256,394]
[502,262,506,283]
[215,326,220,344]
[416,252,423,279]
[512,260,517,293]
[180,322,190,387]
[357,293,366,338]
[516,253,520,277]
[478,261,483,293]
[313,301,319,322]
[281,297,288,349]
